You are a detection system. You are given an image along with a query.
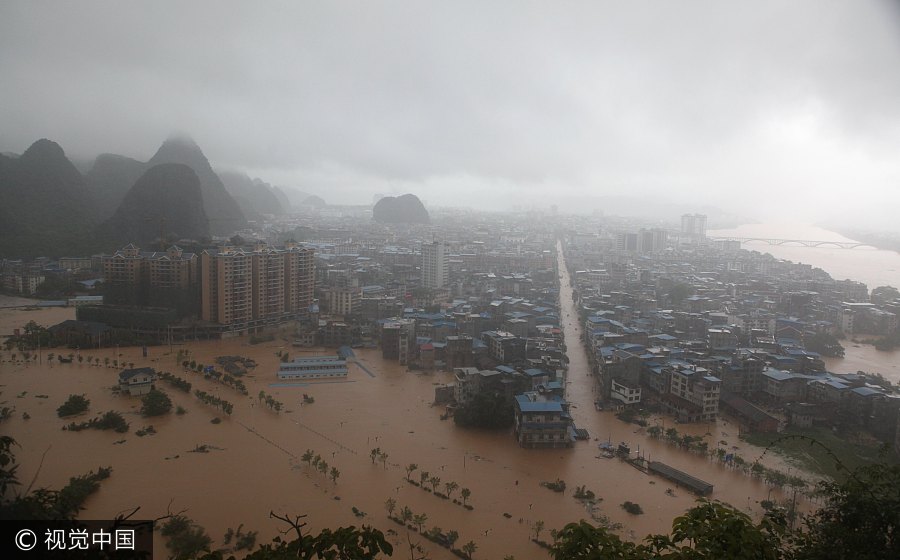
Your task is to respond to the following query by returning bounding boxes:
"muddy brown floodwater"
[1,252,805,559]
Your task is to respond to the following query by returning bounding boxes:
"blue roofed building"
[514,392,575,448]
[278,355,348,380]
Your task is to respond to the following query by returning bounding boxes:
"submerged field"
[741,427,898,481]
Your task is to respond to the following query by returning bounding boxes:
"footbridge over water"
[708,237,876,250]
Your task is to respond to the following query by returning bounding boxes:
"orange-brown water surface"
[1,251,816,559]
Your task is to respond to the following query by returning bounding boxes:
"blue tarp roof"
[515,394,563,412]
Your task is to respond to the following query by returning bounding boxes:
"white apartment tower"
[421,241,449,289]
[681,214,708,238]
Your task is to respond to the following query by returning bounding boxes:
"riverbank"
[825,227,900,255]
[708,223,900,289]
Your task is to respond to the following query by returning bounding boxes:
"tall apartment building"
[421,241,449,289]
[200,242,315,333]
[616,229,668,253]
[681,214,708,243]
[639,228,668,253]
[102,244,199,313]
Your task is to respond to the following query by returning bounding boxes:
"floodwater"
[708,223,900,384]
[2,259,812,560]
[708,223,900,289]
[824,343,900,384]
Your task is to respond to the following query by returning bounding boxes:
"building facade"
[200,243,315,333]
[514,391,574,448]
[102,244,199,314]
[277,355,348,380]
[421,241,449,289]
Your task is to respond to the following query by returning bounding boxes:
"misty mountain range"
[0,136,325,258]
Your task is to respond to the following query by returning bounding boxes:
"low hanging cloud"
[1,1,899,226]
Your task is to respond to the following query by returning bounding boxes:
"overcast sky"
[2,1,899,227]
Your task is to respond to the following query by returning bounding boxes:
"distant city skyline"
[2,2,900,228]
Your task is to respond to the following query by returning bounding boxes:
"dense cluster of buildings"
[291,211,578,447]
[565,220,900,448]
[94,242,316,337]
[8,204,900,454]
[51,241,315,339]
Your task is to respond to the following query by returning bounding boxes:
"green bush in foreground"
[56,394,89,417]
[141,389,173,417]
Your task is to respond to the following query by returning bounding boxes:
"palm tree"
[445,481,459,499]
[429,475,441,493]
[312,454,321,469]
[302,449,314,466]
[384,498,397,518]
[405,463,418,481]
[370,447,380,464]
[318,461,328,475]
[446,530,459,548]
[461,540,477,559]
[420,471,430,486]
[258,390,265,403]
[379,451,389,470]
[460,487,471,506]
[412,513,427,532]
[400,506,413,525]
[533,520,545,541]
[330,466,340,483]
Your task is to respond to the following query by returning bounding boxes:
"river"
[708,223,900,383]
[707,223,900,290]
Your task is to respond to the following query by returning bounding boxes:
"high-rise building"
[681,214,708,241]
[421,241,449,289]
[102,244,199,313]
[638,228,669,253]
[200,243,315,332]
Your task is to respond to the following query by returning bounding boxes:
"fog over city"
[2,1,900,226]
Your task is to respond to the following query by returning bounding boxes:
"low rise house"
[610,378,642,406]
[720,393,780,433]
[278,355,348,380]
[118,367,157,396]
[513,391,574,448]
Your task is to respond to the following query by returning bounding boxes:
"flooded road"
[2,266,806,560]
